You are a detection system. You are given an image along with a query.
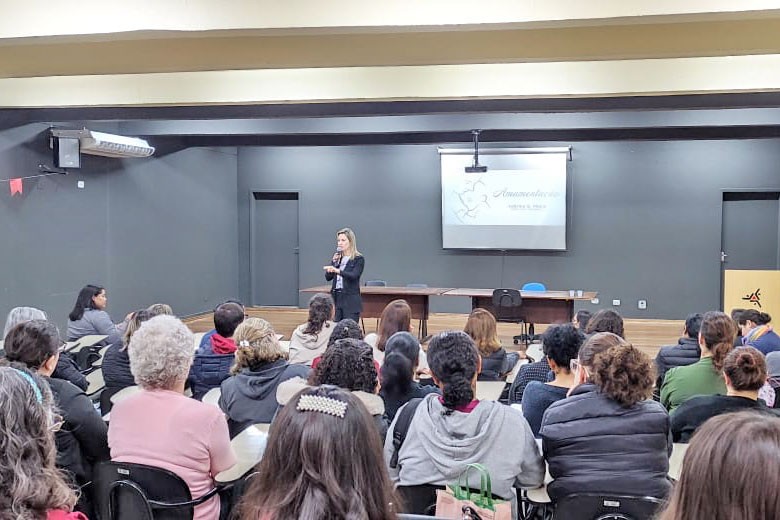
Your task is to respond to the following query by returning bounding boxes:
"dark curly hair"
[328,319,364,347]
[427,331,479,413]
[591,343,655,407]
[303,293,335,336]
[541,323,585,371]
[585,309,625,338]
[310,338,377,393]
[724,347,766,392]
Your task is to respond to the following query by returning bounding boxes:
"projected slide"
[440,151,568,250]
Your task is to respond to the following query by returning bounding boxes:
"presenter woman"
[324,227,364,321]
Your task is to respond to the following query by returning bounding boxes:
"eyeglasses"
[569,359,581,373]
[49,413,65,433]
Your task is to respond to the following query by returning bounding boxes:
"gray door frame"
[248,190,301,307]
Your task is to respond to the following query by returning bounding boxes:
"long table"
[301,285,453,337]
[301,286,597,335]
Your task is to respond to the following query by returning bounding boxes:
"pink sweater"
[108,389,236,520]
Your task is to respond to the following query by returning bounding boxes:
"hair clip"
[296,394,347,418]
[239,340,250,347]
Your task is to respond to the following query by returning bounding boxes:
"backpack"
[389,397,423,469]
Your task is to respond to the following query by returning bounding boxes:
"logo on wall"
[742,288,762,308]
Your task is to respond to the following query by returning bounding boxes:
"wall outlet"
[612,299,621,306]
[638,299,647,310]
[591,297,599,305]
[77,181,85,189]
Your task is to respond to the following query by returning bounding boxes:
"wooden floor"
[183,307,685,358]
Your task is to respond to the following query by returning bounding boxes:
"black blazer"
[326,255,365,314]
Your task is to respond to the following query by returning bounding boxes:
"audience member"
[109,315,235,520]
[661,311,735,412]
[4,320,109,515]
[508,355,553,404]
[101,309,152,411]
[379,331,439,422]
[365,299,414,364]
[540,332,671,502]
[238,385,399,520]
[219,318,309,437]
[66,285,122,346]
[584,309,625,338]
[464,308,520,380]
[189,301,245,399]
[310,318,366,369]
[655,313,703,388]
[731,308,746,347]
[146,302,174,316]
[738,309,780,355]
[572,310,592,331]
[0,366,87,520]
[196,299,245,351]
[522,323,584,436]
[671,347,778,442]
[658,411,780,520]
[279,338,388,437]
[768,351,780,409]
[288,293,335,366]
[4,306,87,391]
[385,331,544,515]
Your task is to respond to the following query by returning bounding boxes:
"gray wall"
[0,123,239,333]
[237,140,780,319]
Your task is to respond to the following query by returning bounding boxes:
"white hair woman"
[108,315,236,520]
[0,365,87,519]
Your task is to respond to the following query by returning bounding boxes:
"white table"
[475,381,506,401]
[64,335,108,353]
[215,424,268,483]
[202,387,221,408]
[110,385,142,404]
[85,369,105,395]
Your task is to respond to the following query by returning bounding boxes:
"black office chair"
[492,288,528,346]
[93,461,224,520]
[552,493,665,520]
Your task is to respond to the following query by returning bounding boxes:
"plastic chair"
[552,493,664,520]
[517,282,547,343]
[492,288,528,346]
[93,460,225,520]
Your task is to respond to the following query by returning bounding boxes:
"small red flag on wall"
[9,178,22,195]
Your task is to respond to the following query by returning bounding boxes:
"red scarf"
[210,333,237,355]
[47,511,88,520]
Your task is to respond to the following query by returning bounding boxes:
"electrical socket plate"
[638,300,647,310]
[591,298,599,304]
[612,299,621,306]
[77,181,85,189]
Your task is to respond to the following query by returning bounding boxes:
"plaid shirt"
[508,358,553,404]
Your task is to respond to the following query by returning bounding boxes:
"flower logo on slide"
[453,177,490,222]
[742,288,762,308]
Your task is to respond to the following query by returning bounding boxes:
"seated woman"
[522,323,584,436]
[365,299,422,367]
[671,346,777,442]
[288,293,336,366]
[66,285,122,346]
[310,318,364,369]
[4,320,109,516]
[379,331,439,422]
[279,338,388,438]
[0,366,87,520]
[146,302,174,316]
[219,317,310,437]
[101,309,153,411]
[384,331,544,515]
[540,332,671,502]
[238,385,399,520]
[584,309,625,338]
[661,311,735,412]
[738,309,780,355]
[108,315,236,520]
[4,306,87,391]
[464,308,520,380]
[659,411,780,520]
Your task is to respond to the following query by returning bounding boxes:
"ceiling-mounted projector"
[51,128,155,159]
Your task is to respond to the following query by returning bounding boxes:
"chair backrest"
[491,288,523,323]
[365,280,387,287]
[94,461,196,520]
[553,493,665,520]
[522,282,547,292]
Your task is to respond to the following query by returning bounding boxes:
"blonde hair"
[337,227,361,258]
[464,308,501,356]
[232,318,287,374]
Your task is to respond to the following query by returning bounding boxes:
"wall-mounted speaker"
[54,137,81,169]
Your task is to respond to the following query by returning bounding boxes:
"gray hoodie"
[287,321,335,366]
[384,393,544,508]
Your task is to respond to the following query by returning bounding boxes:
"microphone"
[332,248,343,265]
